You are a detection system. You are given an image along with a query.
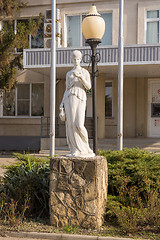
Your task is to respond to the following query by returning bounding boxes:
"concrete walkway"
[97,138,160,152]
[0,231,146,240]
[1,138,160,176]
[0,155,17,176]
[40,137,160,155]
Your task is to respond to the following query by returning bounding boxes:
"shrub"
[98,148,160,198]
[0,153,50,220]
[0,191,30,225]
[107,176,160,232]
[98,148,160,232]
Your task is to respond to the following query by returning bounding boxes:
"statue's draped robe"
[61,67,94,157]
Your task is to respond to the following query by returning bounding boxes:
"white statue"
[60,50,95,158]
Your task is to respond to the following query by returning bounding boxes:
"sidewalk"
[40,137,160,155]
[0,154,17,176]
[0,231,145,240]
[1,138,160,177]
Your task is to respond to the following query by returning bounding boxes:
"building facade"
[1,0,160,150]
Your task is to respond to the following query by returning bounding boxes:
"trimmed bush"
[98,148,160,197]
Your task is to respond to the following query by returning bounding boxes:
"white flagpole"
[117,0,124,150]
[50,0,56,157]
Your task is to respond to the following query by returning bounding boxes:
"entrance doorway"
[148,79,160,137]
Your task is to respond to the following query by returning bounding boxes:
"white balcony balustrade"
[23,44,160,69]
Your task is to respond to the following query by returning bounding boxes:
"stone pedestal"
[49,156,108,228]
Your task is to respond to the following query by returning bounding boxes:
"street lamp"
[82,5,105,155]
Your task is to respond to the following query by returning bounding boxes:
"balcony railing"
[41,117,93,139]
[23,44,160,68]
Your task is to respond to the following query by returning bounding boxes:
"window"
[31,20,44,48]
[31,84,44,116]
[67,15,81,47]
[146,10,160,44]
[17,84,30,115]
[66,12,112,47]
[105,81,113,118]
[3,83,44,117]
[4,19,44,51]
[100,13,112,46]
[3,89,16,116]
[18,19,44,50]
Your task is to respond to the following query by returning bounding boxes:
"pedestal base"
[49,156,108,228]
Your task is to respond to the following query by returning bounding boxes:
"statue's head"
[71,50,82,62]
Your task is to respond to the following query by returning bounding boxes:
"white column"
[117,0,124,150]
[50,0,56,157]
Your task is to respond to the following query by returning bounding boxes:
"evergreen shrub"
[98,148,160,231]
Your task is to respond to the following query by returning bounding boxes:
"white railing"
[23,44,160,68]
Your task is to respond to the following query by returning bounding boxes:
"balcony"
[23,44,160,69]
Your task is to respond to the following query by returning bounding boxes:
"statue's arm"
[75,70,91,90]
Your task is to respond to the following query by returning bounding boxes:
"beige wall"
[123,78,136,137]
[56,79,66,117]
[104,75,148,138]
[97,75,105,139]
[0,118,41,136]
[44,76,50,117]
[135,78,146,137]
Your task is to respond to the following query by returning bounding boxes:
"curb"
[5,231,143,240]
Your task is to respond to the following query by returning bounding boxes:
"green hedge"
[98,148,160,198]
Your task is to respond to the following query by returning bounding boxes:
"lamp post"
[82,5,105,155]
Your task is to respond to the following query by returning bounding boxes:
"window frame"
[146,10,160,44]
[65,14,83,47]
[2,83,44,118]
[65,12,112,47]
[105,80,114,118]
[16,83,31,116]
